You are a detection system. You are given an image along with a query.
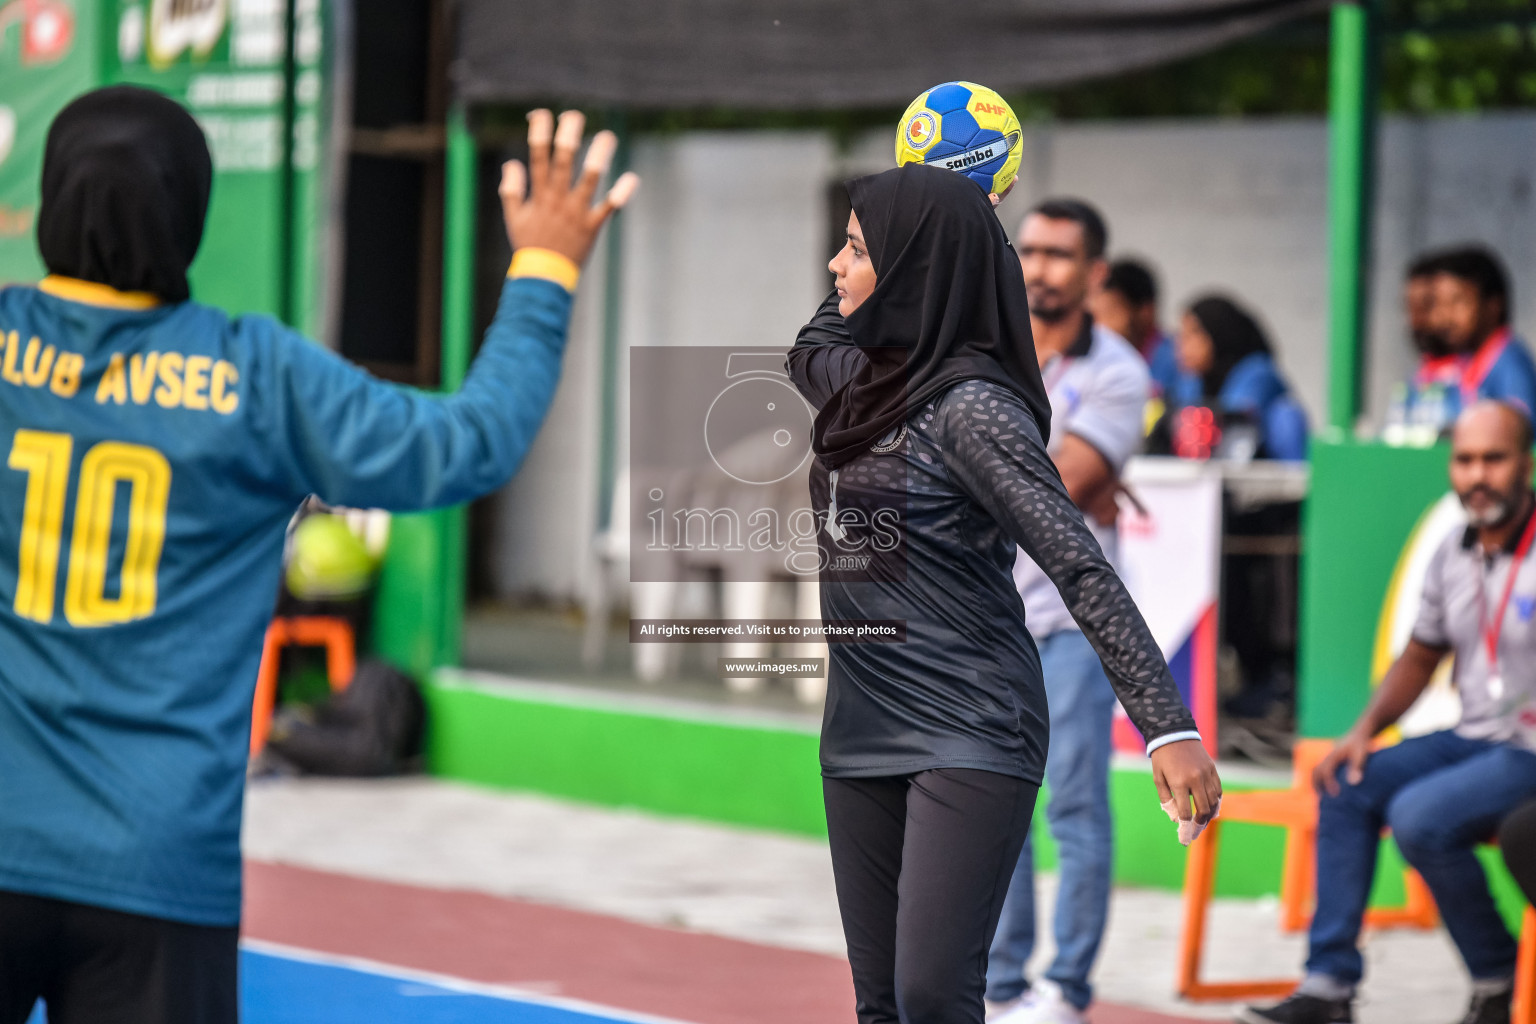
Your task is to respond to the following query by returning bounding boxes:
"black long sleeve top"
[789,293,1198,782]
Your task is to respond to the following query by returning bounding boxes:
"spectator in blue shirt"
[1165,296,1309,725]
[1389,247,1536,444]
[1431,247,1536,419]
[1092,258,1182,405]
[1169,295,1308,463]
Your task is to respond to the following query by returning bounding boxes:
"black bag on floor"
[265,658,425,776]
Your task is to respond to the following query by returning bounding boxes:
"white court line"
[241,938,700,1024]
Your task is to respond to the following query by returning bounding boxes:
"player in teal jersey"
[0,86,637,1023]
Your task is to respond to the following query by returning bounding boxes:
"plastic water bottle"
[1383,383,1410,447]
[1409,383,1445,447]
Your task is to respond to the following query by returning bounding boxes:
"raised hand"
[499,109,640,268]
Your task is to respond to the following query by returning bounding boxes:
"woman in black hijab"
[36,84,213,302]
[0,85,636,1024]
[787,165,1220,1024]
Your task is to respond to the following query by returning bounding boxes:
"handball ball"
[895,82,1023,198]
[286,514,379,601]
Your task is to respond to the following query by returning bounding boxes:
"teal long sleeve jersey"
[0,260,576,926]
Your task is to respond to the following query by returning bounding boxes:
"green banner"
[1298,439,1451,738]
[105,0,327,331]
[0,0,94,285]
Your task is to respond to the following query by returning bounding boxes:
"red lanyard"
[1413,354,1459,390]
[1481,505,1536,668]
[1461,328,1512,408]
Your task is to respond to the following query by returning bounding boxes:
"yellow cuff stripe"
[508,248,580,292]
[38,275,161,310]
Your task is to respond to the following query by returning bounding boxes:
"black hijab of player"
[37,85,213,303]
[810,164,1051,469]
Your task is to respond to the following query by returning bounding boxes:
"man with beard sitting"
[1242,401,1536,1024]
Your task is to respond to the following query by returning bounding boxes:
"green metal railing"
[1326,0,1378,438]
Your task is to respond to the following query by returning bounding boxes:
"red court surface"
[244,861,1207,1024]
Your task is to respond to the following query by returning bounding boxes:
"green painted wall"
[1297,438,1450,739]
[422,669,1527,923]
[422,670,1433,902]
[425,672,830,837]
[374,511,477,680]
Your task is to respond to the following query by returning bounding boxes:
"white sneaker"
[984,994,1027,1021]
[990,981,1087,1024]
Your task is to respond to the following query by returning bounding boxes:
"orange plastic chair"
[1515,906,1536,1024]
[1178,738,1439,1002]
[249,616,356,756]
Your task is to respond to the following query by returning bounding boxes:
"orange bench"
[1514,905,1536,1024]
[249,616,355,756]
[1177,738,1437,1002]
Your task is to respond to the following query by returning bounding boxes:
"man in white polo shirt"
[1243,401,1536,1024]
[988,199,1169,1024]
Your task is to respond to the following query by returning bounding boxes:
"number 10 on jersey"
[8,430,171,627]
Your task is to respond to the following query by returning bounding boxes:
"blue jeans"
[985,629,1114,1011]
[1308,729,1536,985]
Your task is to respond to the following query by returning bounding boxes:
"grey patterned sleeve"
[937,380,1199,744]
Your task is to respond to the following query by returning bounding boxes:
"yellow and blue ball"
[895,82,1023,198]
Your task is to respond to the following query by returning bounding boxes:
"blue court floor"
[26,946,671,1024]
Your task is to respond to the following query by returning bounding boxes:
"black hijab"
[811,164,1049,469]
[1187,295,1272,399]
[37,85,212,303]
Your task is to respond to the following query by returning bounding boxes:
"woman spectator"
[1167,295,1308,463]
[1163,296,1309,724]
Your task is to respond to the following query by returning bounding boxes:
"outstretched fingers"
[548,110,585,196]
[504,107,640,265]
[499,160,527,218]
[574,130,618,206]
[585,171,641,231]
[526,109,554,193]
[608,171,641,208]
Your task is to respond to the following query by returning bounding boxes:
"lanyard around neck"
[1461,327,1512,407]
[1480,503,1536,668]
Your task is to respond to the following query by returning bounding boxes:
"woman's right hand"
[499,109,640,268]
[1151,739,1223,826]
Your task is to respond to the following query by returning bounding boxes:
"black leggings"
[0,890,237,1024]
[824,768,1038,1024]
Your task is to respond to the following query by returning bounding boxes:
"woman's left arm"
[937,380,1222,822]
[786,290,867,411]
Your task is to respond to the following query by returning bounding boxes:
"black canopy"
[455,0,1327,109]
